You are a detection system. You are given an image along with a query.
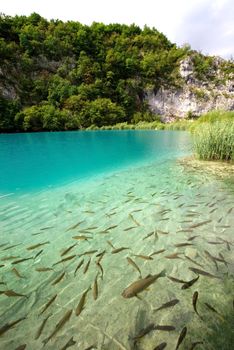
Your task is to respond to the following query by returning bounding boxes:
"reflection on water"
[0,158,233,350]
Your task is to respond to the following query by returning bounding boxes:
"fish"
[35,313,52,340]
[74,259,84,275]
[174,243,193,248]
[0,316,26,336]
[124,226,137,231]
[165,253,182,260]
[27,242,50,250]
[60,337,76,350]
[14,345,27,350]
[96,262,104,279]
[127,257,141,276]
[132,323,156,341]
[153,342,167,350]
[184,256,203,268]
[36,267,54,272]
[189,267,220,279]
[204,302,219,314]
[51,271,66,285]
[12,257,34,265]
[79,250,98,257]
[204,251,218,270]
[96,250,106,264]
[129,213,141,226]
[76,287,91,316]
[1,256,19,261]
[122,270,166,298]
[3,290,27,298]
[133,254,153,260]
[218,253,228,267]
[154,299,179,312]
[188,220,211,229]
[72,235,92,241]
[52,255,76,266]
[11,268,24,279]
[192,291,199,316]
[150,249,166,256]
[3,244,21,251]
[189,341,203,350]
[61,243,77,257]
[155,325,175,331]
[111,247,129,254]
[66,220,84,231]
[39,294,57,315]
[107,241,115,249]
[40,226,54,231]
[42,309,73,345]
[93,274,99,300]
[83,258,91,274]
[175,327,187,350]
[181,276,199,290]
[34,250,43,259]
[143,232,154,240]
[167,276,187,284]
[101,225,118,232]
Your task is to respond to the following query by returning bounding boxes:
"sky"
[1,0,234,58]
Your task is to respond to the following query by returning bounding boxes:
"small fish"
[3,290,27,298]
[124,226,137,231]
[132,323,156,341]
[11,268,24,279]
[165,253,182,260]
[96,250,106,264]
[192,291,199,316]
[79,250,98,257]
[66,221,84,231]
[35,313,52,340]
[34,249,43,259]
[189,267,220,279]
[187,236,199,241]
[189,341,203,350]
[93,274,99,300]
[0,316,26,336]
[72,235,92,241]
[14,345,27,350]
[107,241,115,249]
[154,299,179,312]
[83,258,91,274]
[12,257,33,265]
[204,302,219,314]
[143,232,154,240]
[150,249,166,256]
[36,267,54,272]
[60,337,76,350]
[111,247,129,254]
[27,241,50,250]
[43,309,73,345]
[40,226,54,231]
[1,256,19,261]
[133,254,153,260]
[188,220,211,229]
[153,342,167,350]
[39,294,57,315]
[3,244,21,251]
[52,255,76,267]
[184,256,203,268]
[174,243,193,248]
[61,243,77,257]
[52,271,65,285]
[175,327,187,350]
[181,276,199,290]
[74,259,84,275]
[167,276,187,284]
[129,213,141,226]
[204,251,218,270]
[155,325,175,331]
[96,262,104,279]
[122,270,166,298]
[127,257,141,276]
[76,287,91,316]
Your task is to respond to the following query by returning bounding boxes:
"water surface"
[0,131,233,350]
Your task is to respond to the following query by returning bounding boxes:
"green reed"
[193,121,234,161]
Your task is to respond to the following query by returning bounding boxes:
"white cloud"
[1,0,233,58]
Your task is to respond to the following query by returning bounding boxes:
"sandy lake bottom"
[0,156,234,350]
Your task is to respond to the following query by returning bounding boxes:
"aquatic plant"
[193,121,234,161]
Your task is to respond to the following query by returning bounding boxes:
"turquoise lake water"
[0,131,233,350]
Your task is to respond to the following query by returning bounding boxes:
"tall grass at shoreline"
[193,121,234,161]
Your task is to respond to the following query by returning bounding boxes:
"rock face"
[146,57,234,120]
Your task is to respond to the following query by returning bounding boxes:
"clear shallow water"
[0,131,233,350]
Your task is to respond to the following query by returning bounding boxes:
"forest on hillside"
[0,12,232,132]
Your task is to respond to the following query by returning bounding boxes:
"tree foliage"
[0,13,190,132]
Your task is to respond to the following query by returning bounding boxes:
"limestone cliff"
[146,56,234,120]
